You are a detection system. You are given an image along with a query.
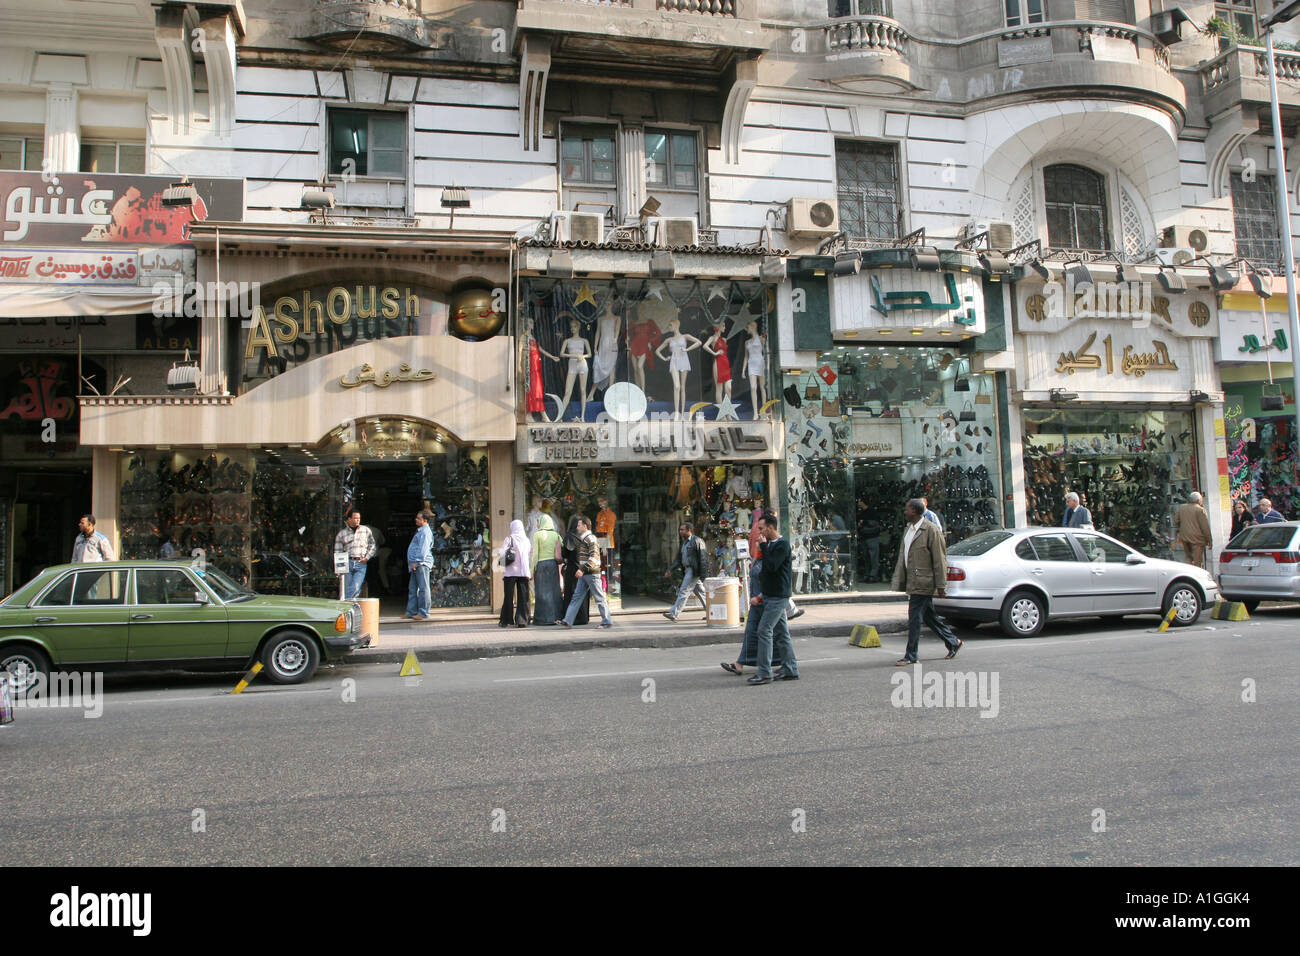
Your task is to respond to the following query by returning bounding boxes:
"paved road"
[2,609,1296,866]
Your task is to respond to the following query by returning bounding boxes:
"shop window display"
[521,278,775,423]
[1021,407,1196,559]
[524,462,767,602]
[784,346,1004,594]
[1224,392,1297,517]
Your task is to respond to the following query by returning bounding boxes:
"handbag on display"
[821,397,840,418]
[783,384,803,408]
[975,376,993,405]
[959,400,977,422]
[817,364,838,386]
[804,382,821,401]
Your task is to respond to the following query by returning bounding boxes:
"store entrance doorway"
[352,461,421,605]
[11,469,91,589]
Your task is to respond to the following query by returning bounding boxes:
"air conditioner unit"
[1160,224,1208,253]
[1156,247,1196,267]
[962,220,1014,249]
[787,197,839,238]
[651,217,699,248]
[550,211,605,244]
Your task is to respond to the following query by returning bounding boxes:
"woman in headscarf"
[498,519,532,628]
[560,515,590,626]
[529,513,564,625]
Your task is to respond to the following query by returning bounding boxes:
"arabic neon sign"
[0,249,138,285]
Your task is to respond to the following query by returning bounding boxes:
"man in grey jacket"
[892,498,961,665]
[663,522,707,621]
[1061,492,1092,528]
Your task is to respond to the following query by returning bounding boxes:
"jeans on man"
[754,596,798,680]
[904,593,958,661]
[735,598,766,666]
[564,572,611,626]
[669,568,707,619]
[345,559,368,600]
[865,537,880,581]
[406,564,431,618]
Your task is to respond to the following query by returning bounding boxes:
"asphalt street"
[2,609,1296,866]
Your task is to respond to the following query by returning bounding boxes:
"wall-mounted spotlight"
[1116,262,1141,284]
[978,250,1011,279]
[833,251,861,276]
[1207,262,1238,291]
[1064,259,1094,290]
[1157,265,1187,294]
[1190,389,1211,404]
[546,249,574,278]
[649,250,676,278]
[760,255,787,283]
[1248,266,1274,298]
[1049,388,1079,403]
[910,247,942,271]
[161,177,196,207]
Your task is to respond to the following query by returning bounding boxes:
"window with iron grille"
[1044,163,1109,251]
[835,141,902,241]
[1231,171,1282,268]
[561,125,617,187]
[1004,0,1044,28]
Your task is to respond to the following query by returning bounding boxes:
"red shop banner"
[0,171,244,246]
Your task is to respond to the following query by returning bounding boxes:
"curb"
[346,618,911,664]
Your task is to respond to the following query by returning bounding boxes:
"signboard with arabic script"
[516,419,783,465]
[0,171,243,246]
[0,249,138,284]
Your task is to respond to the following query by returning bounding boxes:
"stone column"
[44,84,79,173]
[91,447,119,557]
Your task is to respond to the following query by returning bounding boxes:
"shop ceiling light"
[910,247,942,271]
[760,255,787,283]
[833,252,861,276]
[1049,388,1078,403]
[1064,259,1094,290]
[1157,265,1187,294]
[1208,263,1238,291]
[546,249,574,278]
[649,250,676,278]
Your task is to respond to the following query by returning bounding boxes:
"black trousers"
[500,576,531,626]
[904,593,957,660]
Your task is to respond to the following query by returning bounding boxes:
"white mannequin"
[654,317,702,418]
[557,318,591,422]
[588,302,622,401]
[744,321,767,415]
[702,324,732,403]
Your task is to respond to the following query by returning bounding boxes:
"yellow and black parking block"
[849,625,881,648]
[398,651,423,677]
[1210,601,1250,622]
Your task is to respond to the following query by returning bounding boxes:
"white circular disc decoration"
[603,382,647,423]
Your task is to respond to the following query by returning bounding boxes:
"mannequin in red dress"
[628,310,663,395]
[521,318,557,421]
[702,325,732,404]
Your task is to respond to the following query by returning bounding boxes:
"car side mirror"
[1125,554,1145,565]
[194,591,210,604]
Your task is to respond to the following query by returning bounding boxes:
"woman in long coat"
[529,513,564,625]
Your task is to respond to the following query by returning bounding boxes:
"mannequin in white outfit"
[654,317,702,418]
[557,318,591,422]
[587,303,621,401]
[744,321,767,415]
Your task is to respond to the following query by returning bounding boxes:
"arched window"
[1044,164,1109,251]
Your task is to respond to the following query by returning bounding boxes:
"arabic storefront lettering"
[521,422,773,463]
[0,359,76,422]
[1240,329,1288,354]
[339,363,436,389]
[0,249,138,284]
[1056,332,1179,377]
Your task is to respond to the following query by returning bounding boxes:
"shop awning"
[0,284,164,317]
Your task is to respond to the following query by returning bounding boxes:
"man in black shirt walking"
[748,513,800,685]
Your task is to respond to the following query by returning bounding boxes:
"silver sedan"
[933,528,1220,638]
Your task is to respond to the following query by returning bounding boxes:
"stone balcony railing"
[826,16,909,58]
[1200,45,1300,111]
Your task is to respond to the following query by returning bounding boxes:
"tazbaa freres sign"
[518,419,779,463]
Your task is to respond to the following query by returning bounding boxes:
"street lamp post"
[1260,0,1300,453]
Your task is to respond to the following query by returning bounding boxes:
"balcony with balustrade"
[1200,44,1300,123]
[513,0,765,78]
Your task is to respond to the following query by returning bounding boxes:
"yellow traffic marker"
[231,661,263,694]
[1210,601,1250,621]
[398,652,423,677]
[849,625,881,648]
[1156,606,1179,633]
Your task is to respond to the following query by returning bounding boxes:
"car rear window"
[948,531,1013,556]
[1228,525,1299,550]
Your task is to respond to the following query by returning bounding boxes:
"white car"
[934,528,1220,638]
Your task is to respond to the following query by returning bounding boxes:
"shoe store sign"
[846,418,903,459]
[1214,305,1293,363]
[517,419,781,464]
[1018,320,1214,395]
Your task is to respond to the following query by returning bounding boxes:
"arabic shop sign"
[1,359,76,423]
[830,270,986,339]
[0,248,138,284]
[847,418,903,459]
[1215,308,1294,364]
[1018,283,1217,337]
[0,171,243,246]
[517,420,778,464]
[338,363,437,389]
[1055,331,1180,378]
[243,285,434,360]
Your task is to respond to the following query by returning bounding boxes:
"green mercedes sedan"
[0,561,367,692]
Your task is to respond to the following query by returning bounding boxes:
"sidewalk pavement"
[353,598,914,663]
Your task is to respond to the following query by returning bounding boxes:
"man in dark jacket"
[663,522,708,621]
[892,497,961,665]
[748,513,800,685]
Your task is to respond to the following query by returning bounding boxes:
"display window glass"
[783,345,1005,594]
[1021,406,1197,559]
[520,278,775,424]
[1223,385,1298,519]
[524,462,768,607]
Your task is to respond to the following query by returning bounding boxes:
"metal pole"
[1264,29,1300,459]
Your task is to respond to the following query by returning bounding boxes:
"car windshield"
[1228,525,1299,550]
[948,531,1014,556]
[192,564,254,602]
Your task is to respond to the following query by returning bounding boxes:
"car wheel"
[1241,599,1260,614]
[2,644,51,696]
[260,631,320,684]
[1163,581,1203,627]
[1000,590,1045,638]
